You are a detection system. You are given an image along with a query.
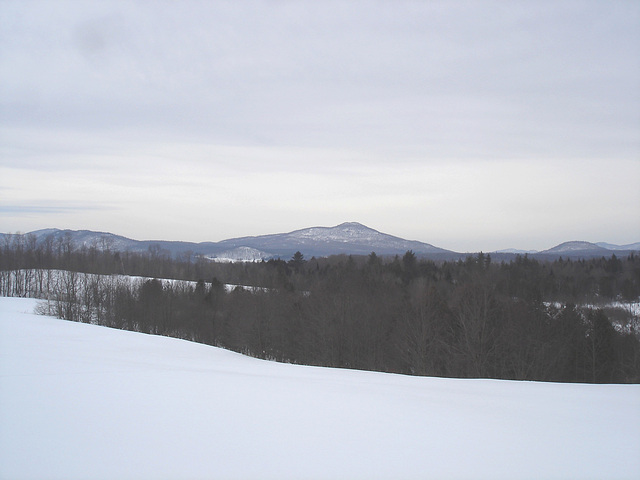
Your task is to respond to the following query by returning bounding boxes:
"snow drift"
[1,297,638,480]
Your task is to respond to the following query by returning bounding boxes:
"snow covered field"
[1,297,639,480]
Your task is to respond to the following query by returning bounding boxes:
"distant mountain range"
[531,241,640,260]
[2,223,638,261]
[494,241,640,258]
[595,241,640,251]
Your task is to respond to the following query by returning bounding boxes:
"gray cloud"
[2,1,638,155]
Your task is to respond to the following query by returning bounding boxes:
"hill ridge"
[2,225,639,260]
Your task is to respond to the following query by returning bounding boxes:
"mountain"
[3,229,214,257]
[490,241,639,261]
[21,229,208,256]
[6,223,458,260]
[541,241,609,254]
[535,241,638,259]
[27,228,145,252]
[596,242,640,251]
[213,222,454,258]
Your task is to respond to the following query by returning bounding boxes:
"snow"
[543,300,640,335]
[544,300,640,317]
[607,300,640,317]
[1,269,267,297]
[1,297,639,480]
[207,246,273,262]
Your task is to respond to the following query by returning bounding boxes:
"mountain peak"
[336,222,368,229]
[288,222,384,243]
[541,241,609,255]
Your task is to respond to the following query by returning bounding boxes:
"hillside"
[1,297,639,480]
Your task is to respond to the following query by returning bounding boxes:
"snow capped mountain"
[289,222,387,243]
[288,222,444,250]
[215,222,453,258]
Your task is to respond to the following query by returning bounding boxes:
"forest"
[1,232,639,383]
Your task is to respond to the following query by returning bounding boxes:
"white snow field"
[1,298,639,480]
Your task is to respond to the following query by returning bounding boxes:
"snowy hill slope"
[1,297,639,480]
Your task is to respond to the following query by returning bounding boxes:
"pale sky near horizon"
[1,0,639,252]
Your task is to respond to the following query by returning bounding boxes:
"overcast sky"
[1,0,639,252]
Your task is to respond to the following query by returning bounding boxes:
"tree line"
[1,232,639,383]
